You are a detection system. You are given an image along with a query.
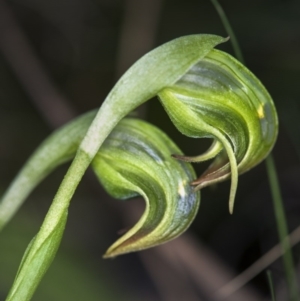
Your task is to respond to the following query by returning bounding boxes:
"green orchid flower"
[158,48,278,212]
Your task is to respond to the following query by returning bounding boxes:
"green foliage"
[0,111,97,231]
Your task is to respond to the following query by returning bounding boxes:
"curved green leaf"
[79,34,227,158]
[0,111,97,230]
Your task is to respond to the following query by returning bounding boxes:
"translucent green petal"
[159,49,278,212]
[92,118,199,257]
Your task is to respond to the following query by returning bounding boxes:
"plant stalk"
[266,155,299,301]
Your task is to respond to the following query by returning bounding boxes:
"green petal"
[92,118,200,257]
[158,49,278,212]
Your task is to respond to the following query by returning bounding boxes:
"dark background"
[0,0,300,300]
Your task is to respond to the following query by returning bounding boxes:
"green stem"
[210,0,244,63]
[6,150,91,301]
[266,155,299,301]
[267,270,277,301]
[38,150,91,235]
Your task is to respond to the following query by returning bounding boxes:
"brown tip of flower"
[171,154,195,162]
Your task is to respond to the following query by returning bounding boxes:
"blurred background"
[0,0,300,300]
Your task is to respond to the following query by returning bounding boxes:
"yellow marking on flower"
[178,180,187,198]
[257,104,265,119]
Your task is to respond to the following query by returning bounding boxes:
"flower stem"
[6,150,91,301]
[210,0,244,64]
[267,270,277,301]
[266,155,299,301]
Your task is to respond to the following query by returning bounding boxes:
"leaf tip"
[224,36,230,42]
